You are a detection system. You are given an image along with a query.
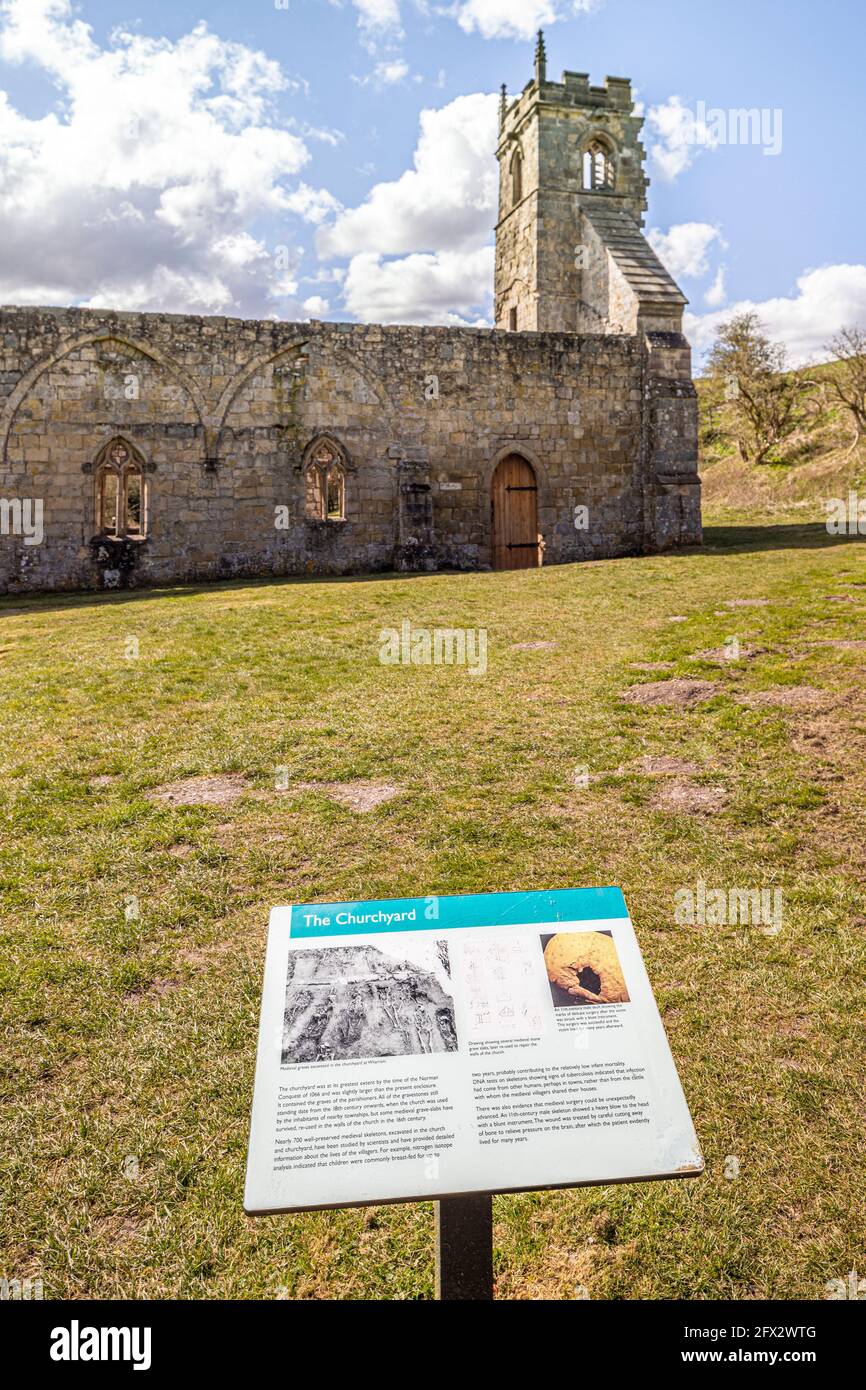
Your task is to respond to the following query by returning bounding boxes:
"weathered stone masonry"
[0,36,701,595]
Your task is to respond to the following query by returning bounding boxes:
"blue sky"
[1,0,864,363]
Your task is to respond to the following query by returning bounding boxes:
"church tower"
[495,32,686,335]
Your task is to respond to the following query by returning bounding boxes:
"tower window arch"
[94,438,147,538]
[582,139,615,191]
[304,436,347,521]
[510,149,523,205]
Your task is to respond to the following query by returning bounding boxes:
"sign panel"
[244,887,703,1214]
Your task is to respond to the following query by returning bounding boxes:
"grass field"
[2,518,865,1299]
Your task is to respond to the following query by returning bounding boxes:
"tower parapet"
[494,32,685,336]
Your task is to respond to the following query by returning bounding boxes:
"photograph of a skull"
[541,931,631,1007]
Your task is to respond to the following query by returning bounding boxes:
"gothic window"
[125,467,143,536]
[94,439,147,538]
[325,466,345,520]
[305,439,346,521]
[582,140,614,191]
[510,150,523,205]
[98,467,119,534]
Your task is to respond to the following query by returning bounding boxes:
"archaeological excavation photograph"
[281,940,458,1064]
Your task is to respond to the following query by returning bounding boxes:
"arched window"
[305,438,347,521]
[94,438,147,538]
[325,465,345,520]
[582,140,615,191]
[510,150,523,205]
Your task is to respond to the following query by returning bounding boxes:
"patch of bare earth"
[725,598,770,608]
[295,780,403,812]
[633,755,703,776]
[620,678,720,708]
[692,644,764,664]
[600,755,704,780]
[176,940,241,970]
[790,694,866,759]
[652,780,728,815]
[148,774,249,807]
[629,661,674,673]
[511,640,557,650]
[734,686,832,710]
[89,775,116,788]
[124,977,179,1001]
[774,1016,812,1039]
[789,693,866,881]
[811,640,866,651]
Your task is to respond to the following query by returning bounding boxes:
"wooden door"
[491,454,539,570]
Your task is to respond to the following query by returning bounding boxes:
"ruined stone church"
[0,33,700,595]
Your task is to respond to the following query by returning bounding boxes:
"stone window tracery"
[305,439,346,521]
[582,139,615,191]
[95,439,147,539]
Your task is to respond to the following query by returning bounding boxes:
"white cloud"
[318,91,498,259]
[345,0,597,42]
[283,183,343,225]
[341,247,494,324]
[302,295,330,316]
[455,0,558,39]
[352,57,411,86]
[454,1,595,41]
[344,0,404,59]
[646,95,719,182]
[351,0,402,30]
[703,266,727,308]
[316,90,497,324]
[0,0,332,315]
[375,58,409,82]
[686,264,866,368]
[647,223,726,281]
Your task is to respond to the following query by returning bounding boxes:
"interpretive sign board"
[244,887,703,1214]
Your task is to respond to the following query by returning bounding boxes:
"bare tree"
[706,312,809,464]
[823,326,866,456]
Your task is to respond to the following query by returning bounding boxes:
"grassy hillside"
[698,361,866,524]
[2,525,865,1299]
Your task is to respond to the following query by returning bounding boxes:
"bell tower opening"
[494,31,653,333]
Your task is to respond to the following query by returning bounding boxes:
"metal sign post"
[434,1194,494,1300]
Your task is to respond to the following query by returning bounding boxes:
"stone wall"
[0,306,699,594]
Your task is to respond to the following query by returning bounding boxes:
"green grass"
[2,522,865,1299]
